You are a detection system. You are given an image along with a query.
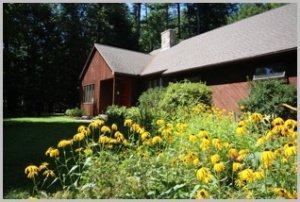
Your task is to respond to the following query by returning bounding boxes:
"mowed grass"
[3,116,90,198]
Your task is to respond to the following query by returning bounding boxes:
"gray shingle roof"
[141,3,297,75]
[94,43,153,75]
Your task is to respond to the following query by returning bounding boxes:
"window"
[253,63,286,81]
[83,84,95,103]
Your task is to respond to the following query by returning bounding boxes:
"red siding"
[210,82,249,113]
[81,50,113,116]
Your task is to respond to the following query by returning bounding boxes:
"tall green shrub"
[158,80,212,112]
[239,79,297,119]
[138,87,167,110]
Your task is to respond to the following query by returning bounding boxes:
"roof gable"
[94,44,153,76]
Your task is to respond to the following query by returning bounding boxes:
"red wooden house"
[79,4,297,116]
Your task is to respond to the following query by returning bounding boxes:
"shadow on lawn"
[3,120,90,196]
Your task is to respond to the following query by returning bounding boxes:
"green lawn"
[3,116,90,197]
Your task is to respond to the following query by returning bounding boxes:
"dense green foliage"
[65,107,86,117]
[158,80,212,112]
[138,87,167,110]
[238,79,297,120]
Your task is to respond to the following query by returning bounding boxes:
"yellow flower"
[283,143,297,158]
[272,117,284,127]
[212,138,223,150]
[57,139,73,148]
[196,166,212,183]
[198,129,208,137]
[73,132,85,141]
[266,130,274,140]
[88,121,99,130]
[114,131,125,141]
[141,132,151,141]
[249,112,263,124]
[236,126,246,135]
[170,159,178,167]
[284,119,297,130]
[253,170,265,180]
[193,158,200,166]
[111,123,118,131]
[228,147,239,160]
[238,120,248,127]
[196,189,210,199]
[124,118,133,127]
[261,149,276,168]
[235,179,246,187]
[240,105,245,110]
[101,126,111,134]
[271,188,297,199]
[99,135,109,144]
[237,149,248,161]
[156,119,165,125]
[122,139,129,147]
[200,136,210,151]
[161,128,172,136]
[256,136,265,146]
[210,154,220,164]
[152,136,162,145]
[238,168,255,183]
[213,162,225,172]
[43,169,55,178]
[38,162,49,171]
[24,165,39,179]
[233,162,243,172]
[45,147,60,158]
[280,125,292,136]
[189,134,198,142]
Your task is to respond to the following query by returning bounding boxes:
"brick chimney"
[161,29,176,50]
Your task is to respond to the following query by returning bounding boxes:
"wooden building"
[79,4,297,116]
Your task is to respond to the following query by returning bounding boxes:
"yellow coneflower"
[253,170,265,181]
[45,147,60,158]
[261,149,276,168]
[238,120,248,127]
[124,118,133,127]
[283,142,297,158]
[130,123,141,133]
[198,129,208,137]
[240,105,245,111]
[280,125,292,136]
[170,159,178,167]
[236,126,247,135]
[266,130,274,140]
[284,119,297,130]
[238,168,255,183]
[256,136,266,146]
[43,169,55,178]
[249,112,263,124]
[274,148,283,158]
[122,139,129,147]
[272,117,284,127]
[189,134,198,142]
[214,162,226,173]
[88,121,99,130]
[228,147,239,160]
[271,125,282,135]
[193,158,200,166]
[152,136,162,145]
[101,126,111,134]
[73,132,85,141]
[271,188,297,199]
[196,189,210,199]
[156,119,165,125]
[237,149,248,161]
[200,136,211,151]
[161,128,172,136]
[196,166,212,183]
[111,123,118,131]
[38,162,49,171]
[211,154,220,164]
[212,138,223,150]
[141,132,151,141]
[57,139,73,148]
[114,131,124,141]
[233,162,243,172]
[99,135,109,144]
[24,165,39,179]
